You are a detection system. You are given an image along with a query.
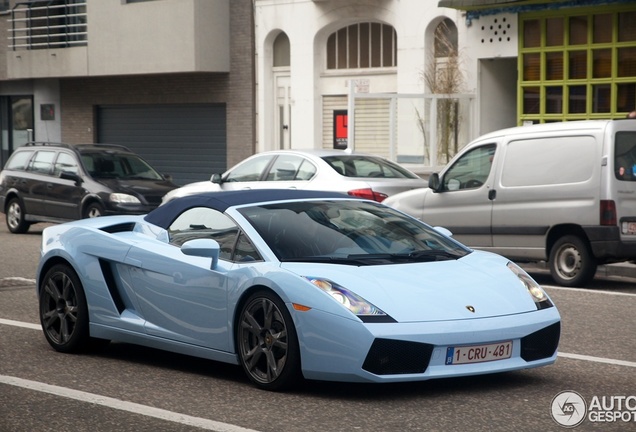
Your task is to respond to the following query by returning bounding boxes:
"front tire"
[5,197,30,233]
[548,235,597,287]
[83,202,104,218]
[237,291,302,391]
[39,264,90,353]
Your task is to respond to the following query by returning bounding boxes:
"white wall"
[254,0,520,155]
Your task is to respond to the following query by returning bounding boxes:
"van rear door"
[610,121,636,247]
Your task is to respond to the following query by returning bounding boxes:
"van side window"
[442,144,496,191]
[615,132,636,181]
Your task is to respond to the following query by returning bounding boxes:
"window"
[27,150,56,174]
[326,23,397,70]
[53,152,79,176]
[615,132,636,181]
[273,32,290,67]
[168,207,261,262]
[519,6,636,123]
[442,144,496,191]
[226,155,274,182]
[265,155,316,181]
[5,150,33,170]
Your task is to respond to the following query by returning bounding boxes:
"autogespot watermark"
[551,391,636,428]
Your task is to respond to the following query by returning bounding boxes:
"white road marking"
[0,277,36,287]
[0,318,40,330]
[0,375,260,432]
[558,352,636,368]
[543,285,636,297]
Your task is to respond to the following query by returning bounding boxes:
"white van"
[384,120,636,286]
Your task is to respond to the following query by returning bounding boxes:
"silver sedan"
[162,149,426,204]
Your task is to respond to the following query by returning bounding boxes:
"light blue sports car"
[36,189,560,391]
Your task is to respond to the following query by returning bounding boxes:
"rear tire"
[548,235,597,287]
[5,197,30,234]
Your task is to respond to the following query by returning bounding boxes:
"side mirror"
[181,238,220,269]
[210,173,222,184]
[163,173,173,182]
[428,173,440,192]
[60,171,82,184]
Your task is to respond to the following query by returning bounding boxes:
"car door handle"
[488,189,497,200]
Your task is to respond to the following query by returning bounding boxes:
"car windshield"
[81,152,163,180]
[238,200,470,264]
[321,155,420,179]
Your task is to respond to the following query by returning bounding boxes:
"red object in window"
[600,200,617,226]
[347,188,389,202]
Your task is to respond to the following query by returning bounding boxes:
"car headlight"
[109,193,141,205]
[507,262,553,310]
[304,277,395,322]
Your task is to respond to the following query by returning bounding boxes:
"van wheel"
[549,235,597,287]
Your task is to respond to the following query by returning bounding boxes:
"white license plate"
[622,222,636,235]
[445,341,512,365]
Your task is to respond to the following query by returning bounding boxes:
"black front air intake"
[520,322,561,362]
[362,338,434,375]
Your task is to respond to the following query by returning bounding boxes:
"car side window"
[5,150,33,170]
[168,207,261,262]
[226,155,274,182]
[27,150,56,175]
[54,152,79,176]
[265,155,315,181]
[442,144,496,191]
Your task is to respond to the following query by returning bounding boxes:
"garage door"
[97,104,227,186]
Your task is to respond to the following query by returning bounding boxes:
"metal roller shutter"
[97,104,227,186]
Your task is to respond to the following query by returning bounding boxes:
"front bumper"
[293,306,561,383]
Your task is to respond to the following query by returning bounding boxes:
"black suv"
[0,142,178,233]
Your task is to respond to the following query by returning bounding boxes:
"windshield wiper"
[347,250,464,262]
[281,256,373,265]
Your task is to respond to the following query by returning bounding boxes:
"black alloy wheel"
[237,290,302,391]
[39,264,90,353]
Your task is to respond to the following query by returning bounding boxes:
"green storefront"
[440,0,636,124]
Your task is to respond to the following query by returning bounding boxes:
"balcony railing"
[8,1,87,50]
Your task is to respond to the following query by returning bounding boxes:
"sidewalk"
[520,261,636,280]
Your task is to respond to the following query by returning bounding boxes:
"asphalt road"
[1,219,635,432]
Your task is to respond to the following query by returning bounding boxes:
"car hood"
[96,178,177,204]
[280,250,542,322]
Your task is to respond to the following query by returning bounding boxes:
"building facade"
[254,0,636,175]
[0,0,255,185]
[2,0,634,182]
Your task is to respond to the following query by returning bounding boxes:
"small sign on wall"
[40,104,55,121]
[333,110,348,149]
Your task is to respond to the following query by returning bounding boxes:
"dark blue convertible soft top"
[144,189,350,229]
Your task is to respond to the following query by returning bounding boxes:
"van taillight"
[600,200,617,226]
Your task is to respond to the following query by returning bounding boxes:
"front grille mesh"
[520,322,561,362]
[362,338,434,375]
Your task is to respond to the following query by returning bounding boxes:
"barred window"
[326,23,397,70]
